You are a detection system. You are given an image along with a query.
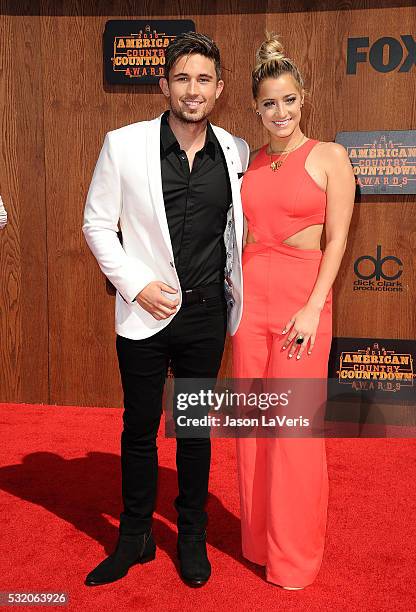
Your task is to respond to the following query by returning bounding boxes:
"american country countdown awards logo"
[104,20,195,85]
[329,339,415,395]
[353,245,404,293]
[335,131,416,194]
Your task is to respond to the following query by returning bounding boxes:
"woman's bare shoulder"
[314,140,349,158]
[311,141,351,169]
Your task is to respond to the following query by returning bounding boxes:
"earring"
[256,111,260,115]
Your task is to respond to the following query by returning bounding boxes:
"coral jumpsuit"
[233,139,331,587]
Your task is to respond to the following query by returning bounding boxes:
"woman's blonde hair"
[252,32,304,98]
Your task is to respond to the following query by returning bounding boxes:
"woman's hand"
[281,304,322,359]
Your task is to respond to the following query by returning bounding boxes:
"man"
[83,32,249,587]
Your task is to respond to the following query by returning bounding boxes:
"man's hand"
[135,282,179,320]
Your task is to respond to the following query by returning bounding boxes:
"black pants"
[116,294,227,536]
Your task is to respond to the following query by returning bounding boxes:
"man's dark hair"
[164,32,221,81]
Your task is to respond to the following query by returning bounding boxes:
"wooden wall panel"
[0,1,414,405]
[327,8,416,339]
[2,1,415,16]
[0,5,48,403]
[41,5,126,407]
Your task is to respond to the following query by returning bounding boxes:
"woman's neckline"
[264,137,312,157]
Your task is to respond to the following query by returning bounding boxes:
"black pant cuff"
[119,512,152,535]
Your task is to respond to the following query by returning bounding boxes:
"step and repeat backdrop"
[0,1,415,408]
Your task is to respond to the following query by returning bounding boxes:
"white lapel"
[146,115,174,257]
[211,126,244,261]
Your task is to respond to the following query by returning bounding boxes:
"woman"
[233,33,355,589]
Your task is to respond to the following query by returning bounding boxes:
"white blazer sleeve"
[233,137,250,172]
[83,133,156,303]
[0,196,7,229]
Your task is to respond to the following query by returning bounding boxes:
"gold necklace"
[268,135,306,171]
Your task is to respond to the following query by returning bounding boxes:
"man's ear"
[159,77,170,97]
[215,79,225,99]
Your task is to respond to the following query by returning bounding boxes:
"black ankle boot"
[177,531,211,586]
[85,530,156,586]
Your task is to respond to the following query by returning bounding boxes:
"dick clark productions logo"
[353,245,403,292]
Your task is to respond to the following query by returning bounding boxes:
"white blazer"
[83,114,249,340]
[0,196,7,229]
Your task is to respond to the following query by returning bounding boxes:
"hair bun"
[256,32,285,65]
[251,32,304,98]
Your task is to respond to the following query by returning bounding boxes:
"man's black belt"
[181,283,224,306]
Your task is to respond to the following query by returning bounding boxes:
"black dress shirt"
[160,111,232,290]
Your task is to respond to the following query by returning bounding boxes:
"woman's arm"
[282,142,355,358]
[307,142,355,310]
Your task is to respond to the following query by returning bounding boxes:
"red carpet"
[0,403,415,611]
